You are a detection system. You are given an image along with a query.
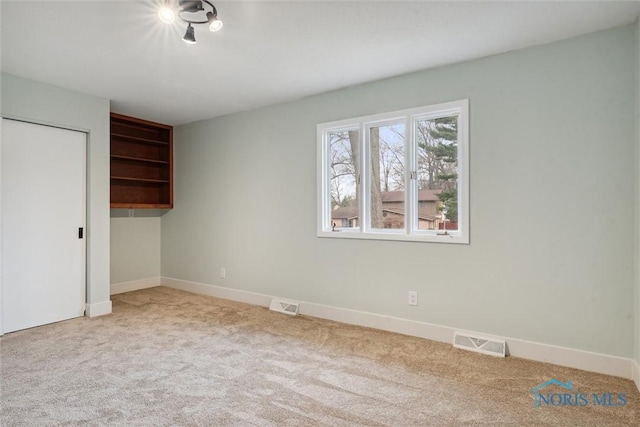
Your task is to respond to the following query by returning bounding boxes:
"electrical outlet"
[128,209,134,218]
[220,267,226,279]
[408,291,418,306]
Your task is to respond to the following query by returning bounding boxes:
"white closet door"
[2,118,86,333]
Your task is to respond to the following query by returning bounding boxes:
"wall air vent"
[269,299,300,316]
[453,331,506,357]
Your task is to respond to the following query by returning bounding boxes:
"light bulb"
[206,11,223,32]
[158,6,175,24]
[209,18,223,32]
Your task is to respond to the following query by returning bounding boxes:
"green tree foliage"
[417,116,458,222]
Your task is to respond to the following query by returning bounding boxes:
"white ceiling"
[2,1,639,126]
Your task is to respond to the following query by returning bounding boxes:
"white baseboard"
[505,337,633,379]
[162,277,272,307]
[85,300,112,317]
[160,277,635,381]
[111,277,161,295]
[633,359,640,393]
[300,298,456,344]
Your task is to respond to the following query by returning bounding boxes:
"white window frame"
[317,99,469,244]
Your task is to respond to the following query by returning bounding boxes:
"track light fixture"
[183,23,196,44]
[159,0,223,44]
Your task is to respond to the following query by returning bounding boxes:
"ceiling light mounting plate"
[178,0,215,25]
[161,0,223,44]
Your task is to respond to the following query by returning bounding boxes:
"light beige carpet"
[1,286,638,426]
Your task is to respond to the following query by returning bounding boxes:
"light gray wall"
[162,26,636,357]
[1,72,111,306]
[110,217,161,284]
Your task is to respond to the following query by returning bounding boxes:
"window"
[317,99,469,244]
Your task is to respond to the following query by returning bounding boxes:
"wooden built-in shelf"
[110,113,173,209]
[111,176,170,183]
[111,133,169,146]
[111,155,169,165]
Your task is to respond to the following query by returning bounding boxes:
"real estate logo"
[529,379,627,408]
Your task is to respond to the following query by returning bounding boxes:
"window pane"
[328,130,359,230]
[369,123,405,230]
[416,115,458,231]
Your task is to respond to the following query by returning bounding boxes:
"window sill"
[317,230,469,244]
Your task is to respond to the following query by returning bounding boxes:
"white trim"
[161,277,634,380]
[162,277,272,307]
[316,230,466,244]
[85,300,112,317]
[110,277,161,295]
[633,359,640,393]
[301,298,455,343]
[505,337,633,379]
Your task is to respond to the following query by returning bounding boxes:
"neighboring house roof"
[331,206,358,220]
[382,208,437,221]
[332,190,441,220]
[381,189,441,203]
